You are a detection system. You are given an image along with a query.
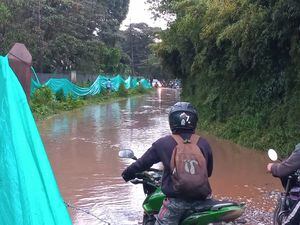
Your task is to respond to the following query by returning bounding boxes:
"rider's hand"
[267,163,274,173]
[121,169,135,182]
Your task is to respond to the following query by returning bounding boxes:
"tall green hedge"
[156,0,300,155]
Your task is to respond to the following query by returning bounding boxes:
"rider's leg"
[283,201,300,225]
[154,198,189,225]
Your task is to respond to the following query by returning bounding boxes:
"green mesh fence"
[31,74,151,97]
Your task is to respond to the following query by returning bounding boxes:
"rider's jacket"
[271,144,300,178]
[121,131,213,198]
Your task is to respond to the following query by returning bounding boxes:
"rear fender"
[181,205,245,225]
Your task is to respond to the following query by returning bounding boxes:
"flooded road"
[38,88,281,225]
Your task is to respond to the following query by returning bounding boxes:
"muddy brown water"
[38,88,281,225]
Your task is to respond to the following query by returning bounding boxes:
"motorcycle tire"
[273,203,281,225]
[143,214,156,225]
[273,199,288,225]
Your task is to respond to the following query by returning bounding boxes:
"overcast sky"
[120,0,168,30]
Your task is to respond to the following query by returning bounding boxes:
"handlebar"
[130,178,158,188]
[135,173,145,179]
[130,178,144,184]
[129,169,162,187]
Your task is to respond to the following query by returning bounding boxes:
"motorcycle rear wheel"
[273,203,281,225]
[273,199,288,225]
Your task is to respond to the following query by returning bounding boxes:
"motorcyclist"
[121,102,213,225]
[267,143,300,225]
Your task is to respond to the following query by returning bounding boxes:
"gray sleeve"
[271,148,300,178]
[198,138,213,177]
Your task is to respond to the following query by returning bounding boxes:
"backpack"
[170,134,211,200]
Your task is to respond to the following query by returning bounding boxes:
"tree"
[120,23,163,77]
[0,0,130,73]
[150,0,300,152]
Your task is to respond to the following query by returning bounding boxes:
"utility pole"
[129,23,135,75]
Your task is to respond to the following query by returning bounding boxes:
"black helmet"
[168,102,198,133]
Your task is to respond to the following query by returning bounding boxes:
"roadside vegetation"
[148,0,300,155]
[30,84,151,120]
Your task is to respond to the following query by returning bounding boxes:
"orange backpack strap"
[172,134,184,145]
[172,134,200,144]
[190,134,200,144]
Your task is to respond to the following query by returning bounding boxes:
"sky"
[120,0,168,30]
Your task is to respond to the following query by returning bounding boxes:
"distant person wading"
[106,78,112,92]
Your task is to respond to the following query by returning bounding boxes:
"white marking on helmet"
[181,119,186,126]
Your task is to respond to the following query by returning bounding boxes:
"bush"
[65,93,84,109]
[55,89,66,102]
[31,86,55,105]
[136,84,146,94]
[30,103,50,116]
[117,83,128,97]
[101,88,110,97]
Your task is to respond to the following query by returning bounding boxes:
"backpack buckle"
[184,139,191,144]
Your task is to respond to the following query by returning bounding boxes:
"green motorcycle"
[119,149,245,225]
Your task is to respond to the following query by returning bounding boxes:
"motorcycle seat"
[192,199,239,213]
[180,199,240,223]
[211,202,238,211]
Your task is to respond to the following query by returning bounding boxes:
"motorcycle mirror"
[268,149,278,161]
[118,149,137,160]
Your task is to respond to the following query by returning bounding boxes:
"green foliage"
[0,0,130,73]
[137,84,147,94]
[0,3,10,24]
[134,84,147,94]
[30,86,56,118]
[153,0,300,155]
[55,89,65,102]
[30,103,52,118]
[100,88,110,97]
[117,83,128,97]
[31,86,55,105]
[30,87,84,119]
[120,23,165,77]
[65,94,84,109]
